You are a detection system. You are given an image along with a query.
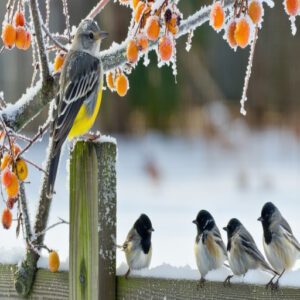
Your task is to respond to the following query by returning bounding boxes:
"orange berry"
[226,20,237,48]
[115,73,129,97]
[106,72,115,90]
[15,159,28,181]
[1,153,12,170]
[15,26,27,50]
[2,167,13,187]
[23,31,31,50]
[13,144,21,156]
[0,131,5,140]
[54,52,65,72]
[248,0,263,24]
[234,18,250,48]
[1,23,16,49]
[145,16,160,41]
[127,39,139,63]
[49,250,60,272]
[14,11,25,27]
[158,35,173,61]
[210,2,225,31]
[285,0,299,16]
[2,208,12,229]
[6,197,16,210]
[137,35,148,52]
[6,172,19,198]
[132,0,140,9]
[134,1,146,23]
[167,16,178,35]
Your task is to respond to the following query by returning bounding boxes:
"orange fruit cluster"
[53,52,66,72]
[49,250,60,272]
[1,11,31,50]
[106,71,129,97]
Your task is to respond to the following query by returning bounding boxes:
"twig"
[33,217,69,239]
[29,0,51,81]
[240,26,259,116]
[41,24,68,52]
[86,0,112,19]
[22,158,48,175]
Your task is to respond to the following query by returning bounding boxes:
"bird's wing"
[51,51,100,155]
[239,228,275,273]
[280,220,300,252]
[212,226,227,257]
[122,228,140,251]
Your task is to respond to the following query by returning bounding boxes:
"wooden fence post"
[69,139,117,300]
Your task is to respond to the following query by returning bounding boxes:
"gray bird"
[193,210,227,287]
[47,19,108,195]
[223,218,277,288]
[258,202,300,288]
[120,214,154,279]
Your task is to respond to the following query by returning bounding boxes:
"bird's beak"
[148,228,154,233]
[257,216,263,222]
[99,31,108,40]
[223,227,227,232]
[192,220,197,225]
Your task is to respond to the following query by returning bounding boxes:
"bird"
[258,202,300,288]
[223,218,277,288]
[47,19,108,195]
[120,214,154,279]
[193,210,227,287]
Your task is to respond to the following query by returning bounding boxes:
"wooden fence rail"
[0,140,300,299]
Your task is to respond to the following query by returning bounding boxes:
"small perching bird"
[120,214,154,279]
[193,210,227,287]
[47,19,108,195]
[258,202,300,288]
[223,218,277,288]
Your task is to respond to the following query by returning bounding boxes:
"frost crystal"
[185,31,194,52]
[289,16,297,36]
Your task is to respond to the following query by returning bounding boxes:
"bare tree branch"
[87,0,112,19]
[29,0,51,81]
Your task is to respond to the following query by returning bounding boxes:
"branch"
[41,24,68,52]
[86,0,112,19]
[19,183,32,243]
[29,0,51,81]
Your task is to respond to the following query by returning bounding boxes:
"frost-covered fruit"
[15,159,28,181]
[248,0,263,24]
[226,21,237,48]
[145,16,160,41]
[285,0,299,16]
[164,9,172,22]
[0,131,5,140]
[234,18,250,48]
[167,15,179,35]
[137,35,148,52]
[6,197,16,210]
[1,153,12,170]
[132,0,140,9]
[210,2,225,31]
[115,73,129,97]
[1,23,16,49]
[14,11,25,27]
[5,172,19,198]
[127,39,139,63]
[13,144,21,156]
[54,52,65,72]
[49,251,60,272]
[23,31,31,50]
[134,1,146,22]
[2,167,13,187]
[106,72,115,90]
[2,207,12,229]
[158,36,173,61]
[15,26,27,50]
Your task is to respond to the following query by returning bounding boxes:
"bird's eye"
[89,32,94,39]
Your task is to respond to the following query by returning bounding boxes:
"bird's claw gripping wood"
[197,277,206,289]
[223,275,233,287]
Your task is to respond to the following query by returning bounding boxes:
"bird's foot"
[125,268,130,280]
[84,131,101,141]
[197,277,206,290]
[223,275,233,287]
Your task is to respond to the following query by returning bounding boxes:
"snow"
[99,134,117,145]
[0,108,300,286]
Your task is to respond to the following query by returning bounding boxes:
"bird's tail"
[47,148,61,196]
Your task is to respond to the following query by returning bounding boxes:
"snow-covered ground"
[1,121,300,286]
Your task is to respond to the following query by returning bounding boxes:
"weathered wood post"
[69,138,117,300]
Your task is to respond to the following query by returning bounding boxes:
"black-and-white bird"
[223,218,277,287]
[120,214,154,278]
[258,202,300,288]
[193,210,227,286]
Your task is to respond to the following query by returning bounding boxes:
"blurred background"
[0,0,300,269]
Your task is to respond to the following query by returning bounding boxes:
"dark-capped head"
[258,202,280,226]
[134,214,154,239]
[192,210,215,233]
[223,218,242,238]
